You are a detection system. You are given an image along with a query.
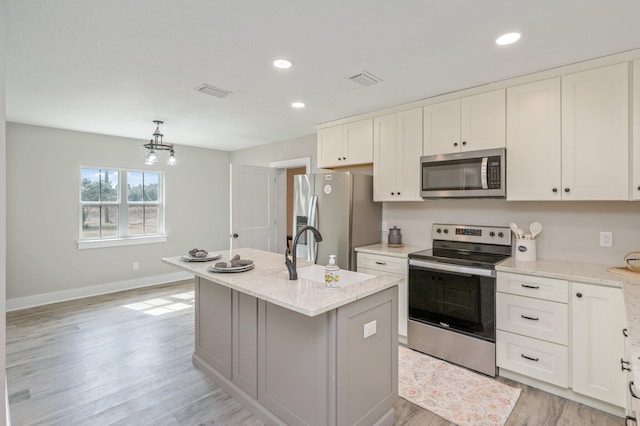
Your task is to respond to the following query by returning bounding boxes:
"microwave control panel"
[487,156,501,189]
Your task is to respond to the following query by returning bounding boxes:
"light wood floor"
[6,280,624,425]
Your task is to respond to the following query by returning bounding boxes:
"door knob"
[232,233,239,238]
[576,292,582,298]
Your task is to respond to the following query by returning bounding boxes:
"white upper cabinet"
[317,119,373,168]
[507,78,562,200]
[561,63,629,200]
[373,108,423,202]
[633,59,640,200]
[507,63,629,201]
[423,89,506,155]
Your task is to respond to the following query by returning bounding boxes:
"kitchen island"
[163,248,401,426]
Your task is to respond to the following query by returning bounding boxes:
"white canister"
[515,239,537,262]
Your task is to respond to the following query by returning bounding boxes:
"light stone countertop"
[497,257,640,392]
[163,247,402,318]
[355,243,429,258]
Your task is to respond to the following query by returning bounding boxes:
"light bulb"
[167,150,176,165]
[148,149,157,164]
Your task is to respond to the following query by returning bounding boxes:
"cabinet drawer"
[497,272,568,303]
[497,330,568,388]
[357,253,407,275]
[497,293,568,345]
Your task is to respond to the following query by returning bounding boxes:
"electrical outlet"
[599,232,613,247]
[133,261,139,271]
[364,320,377,339]
[381,221,388,232]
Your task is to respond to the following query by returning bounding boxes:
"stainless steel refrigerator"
[292,172,382,270]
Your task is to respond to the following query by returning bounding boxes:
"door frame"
[269,157,311,254]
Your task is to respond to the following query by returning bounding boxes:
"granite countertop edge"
[355,243,429,258]
[162,247,402,318]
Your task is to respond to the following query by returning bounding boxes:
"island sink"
[285,264,376,287]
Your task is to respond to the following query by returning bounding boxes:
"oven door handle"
[409,259,496,278]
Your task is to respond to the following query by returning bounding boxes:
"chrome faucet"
[285,225,323,280]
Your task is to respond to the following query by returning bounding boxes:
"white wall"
[6,123,230,303]
[384,199,640,266]
[1,0,8,421]
[230,133,318,171]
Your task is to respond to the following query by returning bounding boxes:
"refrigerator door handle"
[308,195,318,262]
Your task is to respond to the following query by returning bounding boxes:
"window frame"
[77,166,167,250]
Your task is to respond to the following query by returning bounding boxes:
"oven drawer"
[497,293,568,345]
[497,272,568,303]
[357,253,407,275]
[497,330,568,388]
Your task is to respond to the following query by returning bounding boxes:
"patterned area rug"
[398,346,521,426]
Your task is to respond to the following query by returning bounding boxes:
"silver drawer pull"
[521,354,539,362]
[375,261,386,265]
[630,381,640,399]
[521,314,539,321]
[521,284,540,289]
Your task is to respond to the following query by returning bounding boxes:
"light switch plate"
[381,221,388,232]
[364,320,377,339]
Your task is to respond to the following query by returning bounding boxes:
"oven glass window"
[408,267,495,341]
[422,158,483,191]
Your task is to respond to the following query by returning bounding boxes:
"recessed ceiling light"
[291,102,305,109]
[273,58,293,69]
[496,32,521,46]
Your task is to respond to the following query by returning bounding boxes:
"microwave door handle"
[481,157,489,189]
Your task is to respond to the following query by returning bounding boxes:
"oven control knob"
[489,231,495,237]
[436,228,442,234]
[498,232,504,238]
[443,229,449,234]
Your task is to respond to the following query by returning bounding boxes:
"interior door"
[230,164,276,251]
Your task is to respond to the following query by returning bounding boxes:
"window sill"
[77,235,168,250]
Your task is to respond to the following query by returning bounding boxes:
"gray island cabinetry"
[163,248,400,426]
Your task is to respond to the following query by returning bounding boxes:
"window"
[79,167,165,248]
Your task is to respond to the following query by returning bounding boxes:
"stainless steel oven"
[408,224,511,377]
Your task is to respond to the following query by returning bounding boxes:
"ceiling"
[6,1,640,152]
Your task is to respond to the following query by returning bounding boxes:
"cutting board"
[607,266,640,282]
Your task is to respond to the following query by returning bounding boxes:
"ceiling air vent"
[347,71,383,88]
[195,84,233,98]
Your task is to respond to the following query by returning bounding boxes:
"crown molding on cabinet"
[315,47,640,130]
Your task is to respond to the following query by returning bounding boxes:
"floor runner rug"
[398,346,521,426]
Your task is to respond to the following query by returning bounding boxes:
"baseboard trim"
[6,271,193,311]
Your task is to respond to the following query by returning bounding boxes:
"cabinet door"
[571,282,626,407]
[342,118,373,166]
[373,113,399,201]
[396,108,424,201]
[461,89,506,151]
[506,78,562,200]
[232,291,258,399]
[633,59,640,200]
[317,125,344,168]
[196,278,233,379]
[423,99,461,155]
[561,63,629,200]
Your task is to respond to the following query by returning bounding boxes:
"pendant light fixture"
[144,120,177,165]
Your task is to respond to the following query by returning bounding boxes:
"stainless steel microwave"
[420,148,506,198]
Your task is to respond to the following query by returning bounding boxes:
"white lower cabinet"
[497,271,627,411]
[571,282,627,407]
[357,252,408,337]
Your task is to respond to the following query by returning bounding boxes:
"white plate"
[208,263,255,273]
[180,253,222,262]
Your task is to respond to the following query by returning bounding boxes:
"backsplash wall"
[383,200,640,266]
